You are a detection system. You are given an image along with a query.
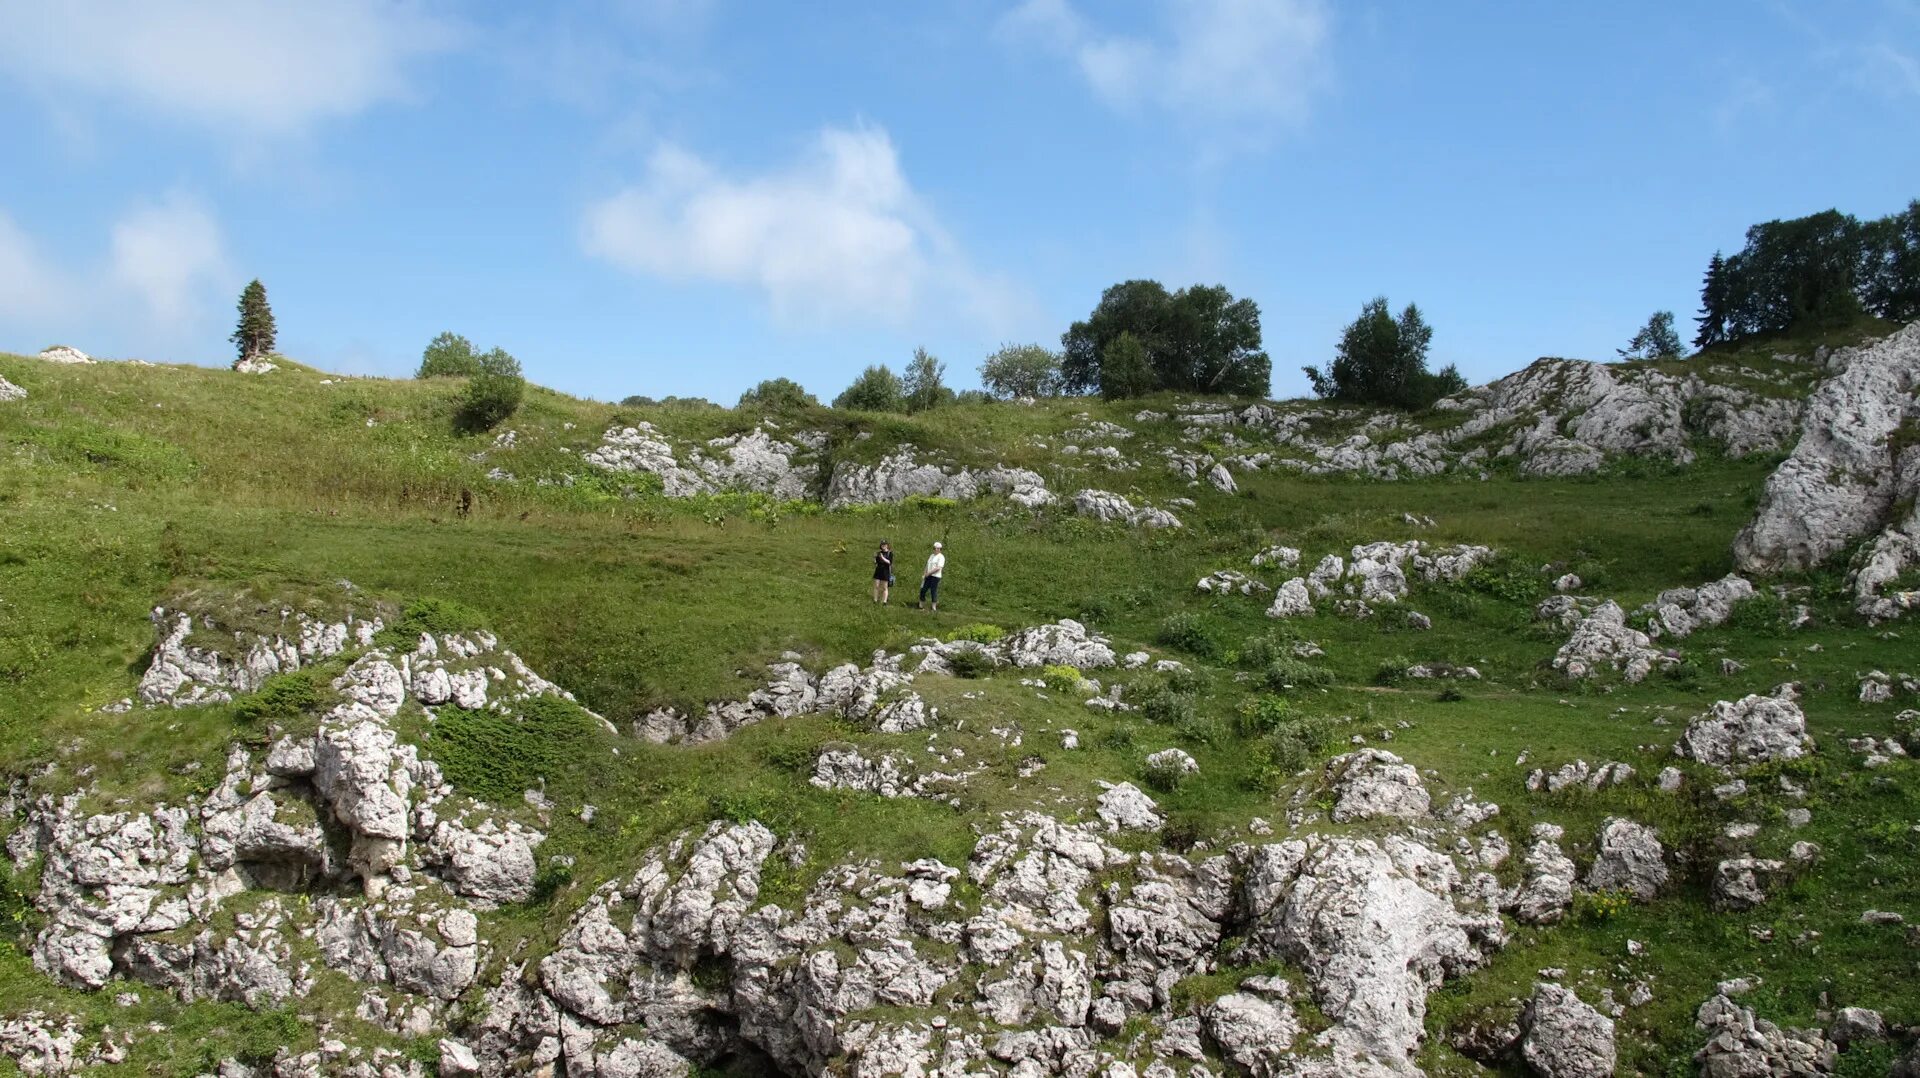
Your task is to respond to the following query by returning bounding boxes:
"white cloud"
[0,212,73,323]
[1001,0,1332,128]
[0,1,456,136]
[109,194,234,327]
[582,124,1023,329]
[0,195,236,353]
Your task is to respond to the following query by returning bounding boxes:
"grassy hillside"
[0,349,1915,1075]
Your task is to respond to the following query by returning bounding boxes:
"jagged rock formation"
[0,374,24,402]
[1634,574,1755,639]
[36,345,93,364]
[1440,354,1803,475]
[233,356,278,374]
[137,601,387,707]
[1072,489,1183,528]
[1735,324,1920,621]
[1584,818,1668,901]
[1674,689,1813,770]
[636,622,1119,746]
[1694,993,1838,1076]
[1519,983,1616,1078]
[826,450,1054,509]
[1551,601,1670,682]
[587,422,824,499]
[1264,540,1494,619]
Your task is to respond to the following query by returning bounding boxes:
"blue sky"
[2,1,1916,402]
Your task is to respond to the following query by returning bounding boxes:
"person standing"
[917,541,946,611]
[872,542,894,603]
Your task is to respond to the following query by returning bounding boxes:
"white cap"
[933,541,943,548]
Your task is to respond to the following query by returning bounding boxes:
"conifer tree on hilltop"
[231,279,277,363]
[1694,252,1730,349]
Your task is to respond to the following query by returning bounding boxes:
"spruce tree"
[1694,252,1730,349]
[231,279,277,362]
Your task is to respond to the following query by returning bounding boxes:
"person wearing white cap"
[916,541,946,611]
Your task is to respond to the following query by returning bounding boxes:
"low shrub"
[1140,685,1196,727]
[429,696,600,802]
[1239,629,1300,670]
[1157,612,1219,658]
[1041,664,1087,693]
[232,668,326,724]
[1263,658,1334,692]
[948,648,995,679]
[1235,695,1292,737]
[947,623,1005,644]
[456,348,525,431]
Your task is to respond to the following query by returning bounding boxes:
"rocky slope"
[2,329,1917,1076]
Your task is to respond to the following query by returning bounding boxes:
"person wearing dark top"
[871,542,894,604]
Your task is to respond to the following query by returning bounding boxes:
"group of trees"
[1059,281,1271,399]
[1302,298,1464,409]
[1694,200,1920,347]
[415,331,526,429]
[830,348,961,413]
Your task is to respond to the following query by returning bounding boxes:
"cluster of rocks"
[585,422,824,500]
[1633,574,1756,640]
[826,448,1055,509]
[37,345,94,364]
[1134,354,1805,482]
[457,786,1527,1078]
[1548,600,1673,682]
[0,374,24,402]
[633,621,1120,746]
[1735,323,1920,622]
[136,600,386,707]
[1438,355,1804,477]
[1071,489,1184,528]
[1263,540,1495,619]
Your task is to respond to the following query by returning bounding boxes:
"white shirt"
[925,552,945,578]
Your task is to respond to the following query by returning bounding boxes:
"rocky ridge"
[1734,323,1920,623]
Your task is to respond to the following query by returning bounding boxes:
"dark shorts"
[874,568,891,582]
[919,575,941,601]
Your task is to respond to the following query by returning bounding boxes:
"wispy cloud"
[109,194,234,328]
[0,1,458,137]
[581,124,1027,331]
[0,194,236,353]
[1000,0,1333,131]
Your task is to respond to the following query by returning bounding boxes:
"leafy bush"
[946,623,1005,644]
[457,347,525,431]
[1374,655,1412,685]
[738,378,818,411]
[1239,629,1299,670]
[417,331,479,378]
[1465,556,1547,604]
[1727,592,1792,637]
[1144,751,1196,792]
[833,365,905,412]
[233,669,325,724]
[1235,695,1292,737]
[979,343,1062,399]
[429,696,600,802]
[1263,658,1334,692]
[947,648,994,679]
[1163,665,1201,695]
[1140,685,1196,727]
[1040,664,1087,693]
[528,861,574,905]
[1156,612,1218,658]
[1436,685,1466,703]
[1264,713,1341,772]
